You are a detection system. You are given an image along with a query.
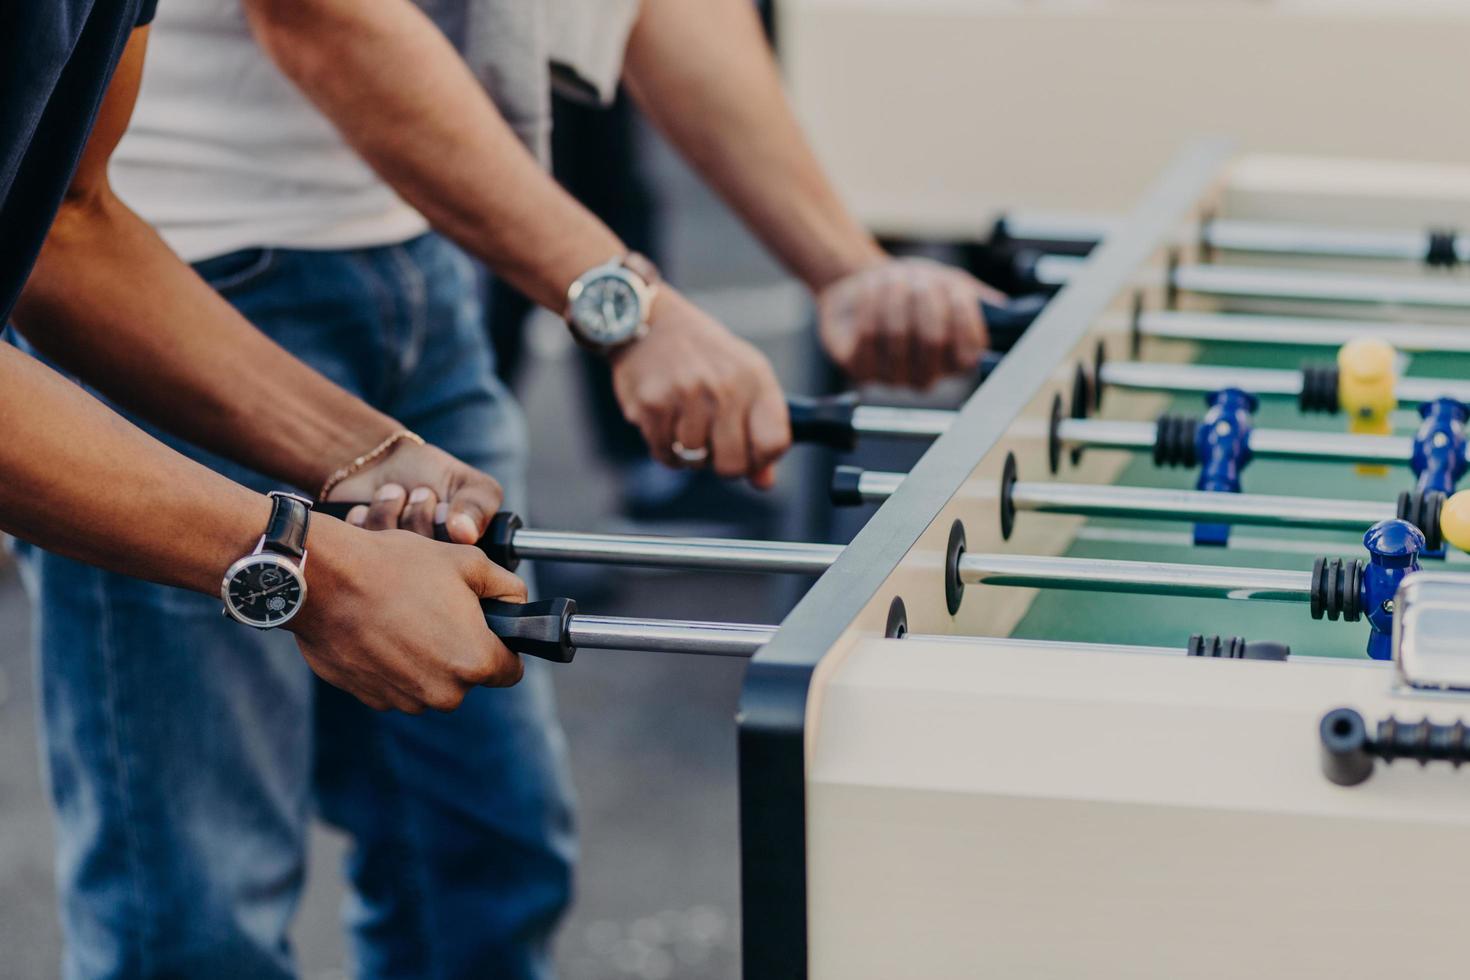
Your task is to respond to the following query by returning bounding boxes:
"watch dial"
[226,558,304,626]
[572,275,641,344]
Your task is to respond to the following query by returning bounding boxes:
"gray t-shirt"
[112,0,640,262]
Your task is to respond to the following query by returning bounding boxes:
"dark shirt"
[0,0,157,323]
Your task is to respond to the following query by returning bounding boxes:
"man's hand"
[326,440,504,545]
[288,517,527,713]
[817,257,1007,390]
[610,288,791,489]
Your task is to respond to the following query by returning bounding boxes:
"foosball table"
[327,142,1470,977]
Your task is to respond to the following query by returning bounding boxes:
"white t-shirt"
[113,0,639,262]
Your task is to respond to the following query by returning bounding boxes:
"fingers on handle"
[673,393,715,469]
[879,273,913,387]
[364,484,408,530]
[950,279,988,367]
[445,476,503,545]
[710,399,753,480]
[400,486,440,539]
[461,548,529,603]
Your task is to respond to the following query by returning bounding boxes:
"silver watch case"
[220,540,309,630]
[565,261,656,353]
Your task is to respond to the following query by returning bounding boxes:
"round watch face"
[222,554,306,628]
[570,273,643,346]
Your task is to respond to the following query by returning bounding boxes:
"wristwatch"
[564,253,660,354]
[221,491,314,630]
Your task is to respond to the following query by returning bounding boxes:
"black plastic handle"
[482,597,578,664]
[982,294,1049,352]
[787,392,859,451]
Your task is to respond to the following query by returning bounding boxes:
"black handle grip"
[482,597,578,664]
[981,294,1049,353]
[787,392,859,451]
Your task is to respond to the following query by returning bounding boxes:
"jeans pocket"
[193,248,278,293]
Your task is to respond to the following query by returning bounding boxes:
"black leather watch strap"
[262,492,312,560]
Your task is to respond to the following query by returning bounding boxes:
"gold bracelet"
[318,429,425,500]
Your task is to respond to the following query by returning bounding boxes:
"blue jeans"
[17,234,575,979]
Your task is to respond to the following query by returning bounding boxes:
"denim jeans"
[16,234,575,979]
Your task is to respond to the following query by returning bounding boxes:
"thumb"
[444,476,503,545]
[460,549,529,603]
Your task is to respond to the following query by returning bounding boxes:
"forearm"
[0,344,272,593]
[244,0,623,311]
[623,0,883,292]
[12,192,399,493]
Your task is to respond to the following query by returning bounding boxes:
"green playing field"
[1011,340,1470,660]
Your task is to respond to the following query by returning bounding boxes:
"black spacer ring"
[1346,560,1364,622]
[999,452,1018,541]
[1048,393,1064,474]
[1310,557,1327,621]
[1325,558,1342,622]
[1423,491,1446,553]
[1092,339,1107,412]
[885,596,909,639]
[1128,291,1145,360]
[1069,364,1089,464]
[945,520,967,616]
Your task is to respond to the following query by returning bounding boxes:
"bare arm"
[623,0,1004,389]
[242,0,790,483]
[8,29,530,712]
[622,0,882,293]
[0,341,272,593]
[242,0,621,312]
[13,29,399,494]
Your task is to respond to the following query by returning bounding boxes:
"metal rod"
[850,404,954,439]
[1099,361,1304,399]
[1170,264,1470,309]
[854,469,905,503]
[566,615,777,658]
[1137,310,1470,354]
[1036,257,1470,308]
[511,528,842,576]
[1001,212,1466,264]
[1202,219,1442,263]
[1098,360,1470,407]
[1011,481,1389,531]
[958,552,1311,603]
[1055,417,1415,465]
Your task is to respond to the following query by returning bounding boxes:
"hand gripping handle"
[482,597,578,664]
[315,502,524,570]
[787,392,859,451]
[981,294,1049,352]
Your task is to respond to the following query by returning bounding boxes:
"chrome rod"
[1055,418,1414,465]
[512,528,842,576]
[1036,258,1470,308]
[1170,265,1470,309]
[1054,418,1156,452]
[851,404,954,439]
[958,553,1311,603]
[855,469,905,503]
[1248,428,1413,464]
[1000,212,1467,264]
[1202,219,1441,263]
[1137,310,1470,354]
[1011,481,1389,531]
[1098,360,1470,407]
[1099,361,1303,399]
[566,616,777,657]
